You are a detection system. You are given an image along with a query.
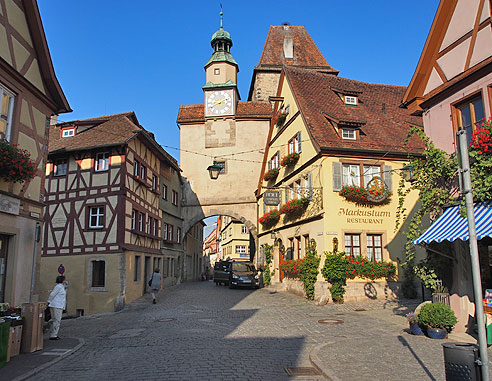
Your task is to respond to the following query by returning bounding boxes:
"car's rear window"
[232,263,253,272]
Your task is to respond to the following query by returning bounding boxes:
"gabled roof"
[402,0,492,114]
[255,25,338,72]
[177,102,272,124]
[21,0,71,113]
[283,66,424,154]
[49,112,179,170]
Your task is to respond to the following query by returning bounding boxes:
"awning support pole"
[457,129,489,381]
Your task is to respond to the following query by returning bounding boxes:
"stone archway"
[182,205,257,240]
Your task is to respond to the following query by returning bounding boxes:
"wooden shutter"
[307,172,313,198]
[332,162,342,191]
[382,165,392,192]
[276,151,280,166]
[268,159,271,170]
[297,131,302,153]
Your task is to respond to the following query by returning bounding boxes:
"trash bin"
[442,342,481,381]
[0,319,11,368]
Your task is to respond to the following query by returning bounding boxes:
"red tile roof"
[256,25,338,73]
[49,112,179,168]
[177,102,272,123]
[284,66,424,154]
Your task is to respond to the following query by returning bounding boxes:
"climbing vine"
[300,247,321,300]
[395,126,458,297]
[263,244,273,286]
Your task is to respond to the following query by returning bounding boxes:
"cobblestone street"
[18,281,482,381]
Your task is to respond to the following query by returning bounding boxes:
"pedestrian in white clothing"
[149,268,161,304]
[47,275,66,340]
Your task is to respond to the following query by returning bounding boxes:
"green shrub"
[263,244,273,286]
[321,251,348,303]
[418,302,457,332]
[300,248,321,300]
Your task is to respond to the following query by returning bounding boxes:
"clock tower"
[203,11,239,117]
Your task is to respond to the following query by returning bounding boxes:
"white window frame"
[342,164,360,186]
[152,174,158,191]
[172,190,179,206]
[163,223,168,241]
[342,128,356,140]
[138,212,144,231]
[62,128,75,137]
[131,210,137,230]
[147,216,152,234]
[133,160,139,177]
[344,95,357,105]
[168,225,174,242]
[140,165,146,179]
[89,206,104,229]
[177,227,181,244]
[95,152,109,171]
[236,245,247,254]
[363,165,381,187]
[0,84,15,141]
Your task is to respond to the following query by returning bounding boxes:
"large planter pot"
[427,327,447,339]
[409,322,424,336]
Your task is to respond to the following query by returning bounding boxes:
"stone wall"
[279,278,401,304]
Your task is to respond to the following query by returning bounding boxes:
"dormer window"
[342,128,356,140]
[62,128,75,137]
[344,96,357,105]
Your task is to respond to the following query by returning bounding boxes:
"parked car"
[214,260,232,286]
[229,262,259,289]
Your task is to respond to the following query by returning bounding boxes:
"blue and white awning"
[413,201,492,244]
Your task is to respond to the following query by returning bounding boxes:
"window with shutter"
[332,162,342,191]
[382,165,392,192]
[296,132,302,152]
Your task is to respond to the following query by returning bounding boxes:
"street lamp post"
[457,129,489,380]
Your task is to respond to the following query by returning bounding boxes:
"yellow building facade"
[256,67,424,302]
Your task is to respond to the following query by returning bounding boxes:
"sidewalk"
[308,303,491,381]
[0,336,83,381]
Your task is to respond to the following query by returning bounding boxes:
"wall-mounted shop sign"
[264,190,280,206]
[338,207,391,225]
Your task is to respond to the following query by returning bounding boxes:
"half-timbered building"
[39,112,177,315]
[403,0,492,333]
[0,0,70,305]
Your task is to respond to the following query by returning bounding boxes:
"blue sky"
[37,0,440,234]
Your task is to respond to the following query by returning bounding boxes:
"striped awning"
[413,201,492,244]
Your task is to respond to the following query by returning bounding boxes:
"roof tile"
[177,102,272,123]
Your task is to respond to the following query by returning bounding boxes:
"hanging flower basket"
[263,168,280,181]
[279,198,310,217]
[0,139,37,183]
[280,152,300,167]
[339,185,391,205]
[258,210,280,227]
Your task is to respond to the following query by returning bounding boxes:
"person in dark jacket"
[149,268,162,304]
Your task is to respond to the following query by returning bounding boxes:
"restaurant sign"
[264,190,280,206]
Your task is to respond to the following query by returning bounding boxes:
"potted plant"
[280,152,300,167]
[406,311,424,335]
[417,302,457,339]
[263,168,280,182]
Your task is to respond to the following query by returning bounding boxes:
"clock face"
[207,90,233,115]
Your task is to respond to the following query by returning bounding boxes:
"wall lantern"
[332,237,338,252]
[270,230,277,240]
[400,164,415,183]
[207,161,222,180]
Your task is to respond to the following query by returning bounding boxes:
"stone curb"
[309,341,340,381]
[11,337,85,381]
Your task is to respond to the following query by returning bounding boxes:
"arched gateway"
[177,13,271,254]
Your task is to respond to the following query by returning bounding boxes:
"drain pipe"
[29,222,41,303]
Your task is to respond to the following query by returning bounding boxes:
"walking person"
[47,275,66,340]
[149,268,161,304]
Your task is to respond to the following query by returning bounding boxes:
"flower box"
[280,152,300,167]
[279,198,309,217]
[258,210,280,227]
[0,140,37,183]
[276,112,288,128]
[339,185,391,205]
[263,168,280,181]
